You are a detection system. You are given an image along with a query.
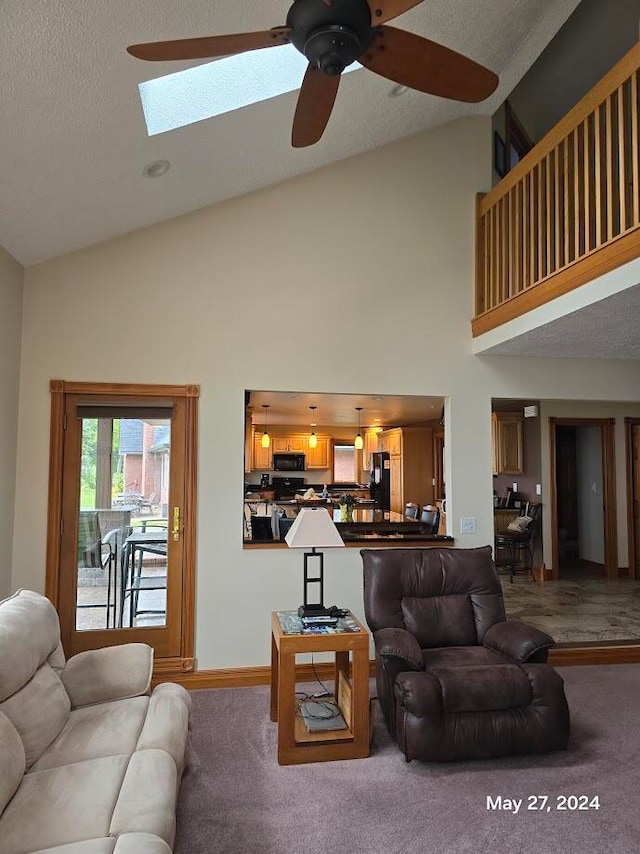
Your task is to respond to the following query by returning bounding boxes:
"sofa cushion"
[109,749,178,845]
[429,663,533,713]
[136,684,191,776]
[1,663,71,768]
[29,841,117,854]
[28,837,171,854]
[0,590,62,703]
[402,594,477,648]
[0,710,25,815]
[61,644,153,709]
[0,754,129,854]
[114,834,173,854]
[422,645,507,669]
[31,697,149,772]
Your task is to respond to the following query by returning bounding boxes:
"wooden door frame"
[625,418,640,580]
[549,417,617,580]
[45,380,199,678]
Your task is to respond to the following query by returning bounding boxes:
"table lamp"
[285,507,345,617]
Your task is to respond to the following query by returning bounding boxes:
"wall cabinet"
[361,429,380,475]
[380,427,434,514]
[306,436,332,469]
[252,433,333,470]
[252,435,271,470]
[272,435,307,453]
[492,413,524,475]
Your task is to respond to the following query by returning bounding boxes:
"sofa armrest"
[374,627,423,671]
[483,620,554,663]
[62,643,153,708]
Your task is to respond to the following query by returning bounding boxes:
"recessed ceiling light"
[374,418,381,422]
[389,84,409,98]
[142,159,170,178]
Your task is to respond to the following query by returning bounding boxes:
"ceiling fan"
[127,0,499,148]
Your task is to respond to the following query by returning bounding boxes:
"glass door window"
[75,415,171,631]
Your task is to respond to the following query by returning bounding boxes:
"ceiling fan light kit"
[127,0,499,148]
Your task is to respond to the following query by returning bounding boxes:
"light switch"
[536,483,542,495]
[460,517,477,534]
[512,482,518,492]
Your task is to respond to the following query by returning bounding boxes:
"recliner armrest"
[62,643,153,708]
[374,627,423,671]
[483,620,554,663]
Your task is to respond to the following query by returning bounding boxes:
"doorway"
[46,381,198,676]
[549,418,617,580]
[626,418,640,579]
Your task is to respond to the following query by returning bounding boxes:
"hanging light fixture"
[260,404,271,448]
[308,405,318,449]
[354,407,364,450]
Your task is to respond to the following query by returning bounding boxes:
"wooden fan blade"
[292,66,341,148]
[127,28,290,62]
[366,0,426,26]
[361,27,498,103]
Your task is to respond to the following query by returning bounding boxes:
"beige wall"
[13,116,640,668]
[0,246,23,599]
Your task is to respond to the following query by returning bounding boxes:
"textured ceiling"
[0,0,579,265]
[248,390,443,427]
[480,284,640,360]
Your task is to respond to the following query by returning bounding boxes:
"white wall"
[576,425,604,564]
[0,246,23,599]
[13,116,640,669]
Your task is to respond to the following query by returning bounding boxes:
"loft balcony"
[473,41,640,356]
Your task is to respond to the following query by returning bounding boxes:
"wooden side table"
[270,611,370,766]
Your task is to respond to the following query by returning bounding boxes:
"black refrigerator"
[370,452,391,510]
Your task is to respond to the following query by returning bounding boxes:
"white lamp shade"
[285,508,345,549]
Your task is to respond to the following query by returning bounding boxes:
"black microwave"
[273,453,306,471]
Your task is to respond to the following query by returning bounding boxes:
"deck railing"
[473,42,640,336]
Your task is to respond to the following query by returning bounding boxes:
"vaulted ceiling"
[1,0,579,265]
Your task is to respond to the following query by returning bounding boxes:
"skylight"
[138,44,362,136]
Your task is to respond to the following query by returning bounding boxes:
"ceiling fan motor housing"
[287,0,375,75]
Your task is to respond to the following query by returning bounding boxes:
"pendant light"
[308,405,318,449]
[354,407,364,450]
[260,404,271,448]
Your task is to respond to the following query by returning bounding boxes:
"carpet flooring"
[174,664,640,854]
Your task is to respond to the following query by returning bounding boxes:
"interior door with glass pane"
[57,395,188,658]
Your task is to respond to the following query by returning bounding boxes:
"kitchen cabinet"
[390,456,403,513]
[383,428,402,457]
[380,427,434,514]
[272,435,307,453]
[252,435,271,470]
[306,436,332,469]
[361,429,381,474]
[492,413,524,475]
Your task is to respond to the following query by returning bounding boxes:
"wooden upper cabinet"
[252,435,271,470]
[492,412,524,474]
[306,436,332,469]
[386,429,402,457]
[362,429,380,474]
[272,435,307,453]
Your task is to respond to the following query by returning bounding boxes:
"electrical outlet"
[512,482,518,492]
[460,516,477,534]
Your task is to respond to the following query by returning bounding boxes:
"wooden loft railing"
[473,42,640,337]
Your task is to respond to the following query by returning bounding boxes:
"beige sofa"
[0,590,191,854]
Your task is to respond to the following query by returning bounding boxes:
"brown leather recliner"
[362,546,570,762]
